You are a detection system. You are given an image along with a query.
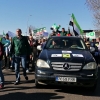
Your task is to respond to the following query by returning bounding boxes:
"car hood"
[39,49,94,64]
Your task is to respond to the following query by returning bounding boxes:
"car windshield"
[45,37,87,50]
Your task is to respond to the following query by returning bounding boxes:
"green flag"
[52,24,57,29]
[86,32,95,39]
[52,24,61,30]
[3,31,5,36]
[39,28,44,32]
[71,13,83,34]
[90,32,95,36]
[37,29,40,33]
[42,27,47,32]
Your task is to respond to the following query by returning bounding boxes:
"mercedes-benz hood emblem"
[63,63,70,70]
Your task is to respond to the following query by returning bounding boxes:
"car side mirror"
[37,45,42,51]
[90,47,95,52]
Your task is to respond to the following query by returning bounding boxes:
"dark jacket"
[90,42,99,57]
[0,42,4,60]
[10,36,31,56]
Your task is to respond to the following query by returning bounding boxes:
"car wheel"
[87,83,97,92]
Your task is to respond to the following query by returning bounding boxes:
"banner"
[8,31,16,37]
[33,27,47,35]
[86,32,95,39]
[43,32,49,37]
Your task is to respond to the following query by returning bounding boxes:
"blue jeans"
[14,55,27,82]
[11,55,15,69]
[0,61,4,85]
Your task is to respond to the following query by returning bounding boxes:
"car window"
[45,37,87,50]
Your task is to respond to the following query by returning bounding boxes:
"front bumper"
[35,69,98,87]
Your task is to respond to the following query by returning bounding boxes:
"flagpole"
[26,15,32,36]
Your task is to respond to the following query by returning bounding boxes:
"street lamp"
[26,15,32,36]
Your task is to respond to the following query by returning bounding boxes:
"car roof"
[50,36,82,39]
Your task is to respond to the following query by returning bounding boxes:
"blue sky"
[0,0,94,35]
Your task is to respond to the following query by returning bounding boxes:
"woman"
[3,34,10,69]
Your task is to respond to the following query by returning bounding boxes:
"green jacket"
[60,32,67,36]
[10,36,31,56]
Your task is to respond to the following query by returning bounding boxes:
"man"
[89,38,99,65]
[0,42,4,89]
[10,29,32,85]
[60,28,67,36]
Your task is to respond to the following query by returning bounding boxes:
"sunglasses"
[87,44,90,45]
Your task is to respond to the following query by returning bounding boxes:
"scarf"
[29,40,33,47]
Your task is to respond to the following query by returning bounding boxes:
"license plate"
[56,77,77,82]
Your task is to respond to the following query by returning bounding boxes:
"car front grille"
[51,62,82,71]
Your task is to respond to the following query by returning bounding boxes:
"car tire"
[87,83,97,92]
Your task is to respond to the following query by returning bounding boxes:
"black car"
[35,36,98,90]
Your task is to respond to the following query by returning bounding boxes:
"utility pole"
[26,15,32,36]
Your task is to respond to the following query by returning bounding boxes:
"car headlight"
[83,62,97,70]
[36,59,50,68]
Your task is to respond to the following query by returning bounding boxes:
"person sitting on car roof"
[60,28,67,36]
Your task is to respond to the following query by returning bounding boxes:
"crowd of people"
[0,27,100,89]
[0,28,48,89]
[84,37,100,65]
[50,28,72,36]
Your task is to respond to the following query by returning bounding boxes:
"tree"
[86,0,100,28]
